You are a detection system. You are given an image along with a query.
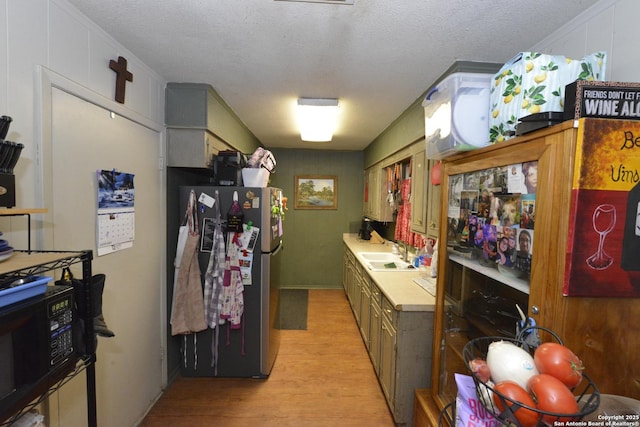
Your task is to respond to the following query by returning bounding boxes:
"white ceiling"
[67,0,600,151]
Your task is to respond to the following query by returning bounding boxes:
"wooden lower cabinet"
[343,248,355,305]
[343,247,434,426]
[369,288,382,375]
[353,265,363,325]
[379,310,397,405]
[360,276,372,345]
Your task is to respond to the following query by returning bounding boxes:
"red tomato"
[534,342,584,388]
[469,358,491,383]
[528,374,579,425]
[492,381,539,427]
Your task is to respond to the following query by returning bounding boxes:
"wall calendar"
[96,169,135,256]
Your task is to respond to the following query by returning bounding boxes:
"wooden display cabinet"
[426,119,640,420]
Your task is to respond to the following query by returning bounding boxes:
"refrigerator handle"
[271,240,284,256]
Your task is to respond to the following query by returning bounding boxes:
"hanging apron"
[220,232,246,354]
[170,193,192,317]
[203,190,226,373]
[170,190,208,337]
[220,236,245,328]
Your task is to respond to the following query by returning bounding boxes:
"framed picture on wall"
[294,175,338,209]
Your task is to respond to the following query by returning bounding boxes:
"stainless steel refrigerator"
[178,186,283,378]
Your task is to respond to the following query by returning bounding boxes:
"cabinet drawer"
[356,262,365,277]
[345,248,355,264]
[370,282,382,307]
[381,296,397,324]
[361,274,372,293]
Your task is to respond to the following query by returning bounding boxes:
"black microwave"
[0,285,77,420]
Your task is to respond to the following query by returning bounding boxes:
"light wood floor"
[140,289,395,427]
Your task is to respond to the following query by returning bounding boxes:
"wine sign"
[564,80,640,121]
[564,118,640,296]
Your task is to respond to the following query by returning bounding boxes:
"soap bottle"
[431,240,439,278]
[417,240,433,277]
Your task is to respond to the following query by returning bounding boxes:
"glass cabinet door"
[435,160,537,406]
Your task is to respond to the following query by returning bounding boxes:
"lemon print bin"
[489,51,607,144]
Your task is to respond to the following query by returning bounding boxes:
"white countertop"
[343,233,436,312]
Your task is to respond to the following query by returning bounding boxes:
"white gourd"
[486,340,538,389]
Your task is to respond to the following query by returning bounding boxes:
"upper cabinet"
[365,140,442,234]
[429,119,640,418]
[410,149,427,234]
[364,164,394,222]
[165,83,261,166]
[410,148,441,240]
[167,128,229,169]
[426,160,441,239]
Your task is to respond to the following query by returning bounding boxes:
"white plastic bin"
[423,72,493,160]
[241,168,270,187]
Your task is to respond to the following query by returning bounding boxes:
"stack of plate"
[0,233,13,262]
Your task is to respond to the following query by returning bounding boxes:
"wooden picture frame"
[294,175,338,210]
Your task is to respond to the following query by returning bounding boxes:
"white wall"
[531,0,637,83]
[0,0,167,426]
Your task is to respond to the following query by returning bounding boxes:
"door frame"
[35,65,169,385]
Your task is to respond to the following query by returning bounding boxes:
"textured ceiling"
[67,0,601,151]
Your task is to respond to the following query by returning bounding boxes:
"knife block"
[0,173,16,208]
[369,230,385,244]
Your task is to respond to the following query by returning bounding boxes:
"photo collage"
[446,161,538,277]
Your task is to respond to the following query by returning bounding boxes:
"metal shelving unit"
[0,209,97,426]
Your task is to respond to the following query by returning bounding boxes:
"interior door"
[47,88,163,427]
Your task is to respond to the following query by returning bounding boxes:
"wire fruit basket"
[438,401,456,427]
[462,327,600,427]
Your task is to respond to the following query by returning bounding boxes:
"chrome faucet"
[398,241,410,262]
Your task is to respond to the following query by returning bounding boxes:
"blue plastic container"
[0,276,53,308]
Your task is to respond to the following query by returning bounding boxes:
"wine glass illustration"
[586,204,616,270]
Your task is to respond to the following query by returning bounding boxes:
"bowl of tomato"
[462,327,600,427]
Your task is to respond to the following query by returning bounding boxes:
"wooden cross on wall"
[109,56,133,104]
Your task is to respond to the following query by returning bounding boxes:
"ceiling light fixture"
[296,98,340,142]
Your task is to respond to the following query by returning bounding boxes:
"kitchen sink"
[357,252,415,271]
[358,252,401,262]
[367,260,415,271]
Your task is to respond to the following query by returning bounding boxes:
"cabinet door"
[369,286,382,374]
[364,164,395,222]
[426,159,442,239]
[360,279,371,347]
[167,128,228,168]
[369,166,381,219]
[344,250,356,307]
[352,265,363,324]
[411,149,428,234]
[342,251,349,291]
[380,314,397,406]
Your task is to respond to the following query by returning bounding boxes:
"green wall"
[270,148,364,289]
[364,61,502,167]
[364,93,425,168]
[266,88,427,290]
